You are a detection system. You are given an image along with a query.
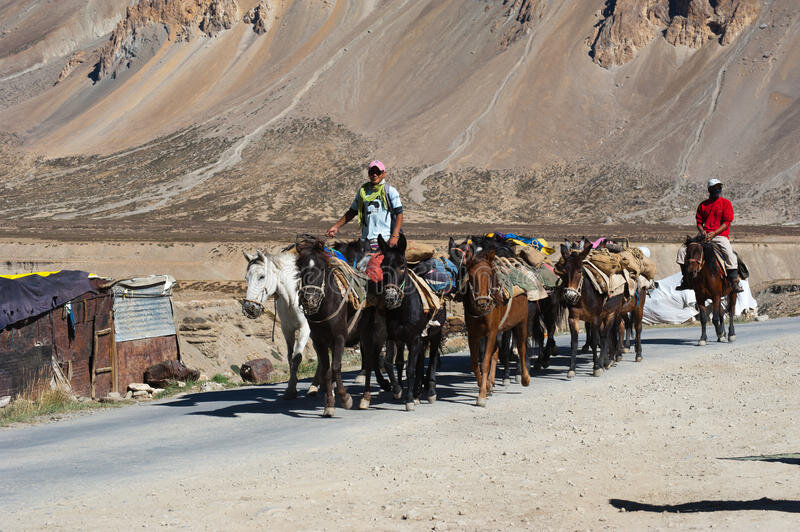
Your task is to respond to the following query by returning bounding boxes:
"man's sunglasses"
[368,167,383,175]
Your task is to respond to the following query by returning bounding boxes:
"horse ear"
[257,250,267,262]
[397,233,407,254]
[560,243,570,259]
[582,241,592,252]
[377,234,388,253]
[448,237,455,251]
[244,251,256,262]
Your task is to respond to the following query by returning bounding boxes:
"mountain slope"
[0,0,797,226]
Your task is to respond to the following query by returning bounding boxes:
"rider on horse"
[676,178,743,293]
[325,160,404,250]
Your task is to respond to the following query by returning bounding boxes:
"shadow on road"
[720,453,800,466]
[609,497,800,513]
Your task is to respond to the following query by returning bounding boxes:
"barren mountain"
[0,0,798,228]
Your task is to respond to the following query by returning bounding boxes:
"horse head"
[556,240,592,307]
[295,237,330,315]
[378,233,408,309]
[332,238,370,267]
[465,249,501,315]
[684,235,708,282]
[242,250,278,318]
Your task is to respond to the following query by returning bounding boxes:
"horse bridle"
[465,262,502,317]
[383,268,408,310]
[298,271,326,315]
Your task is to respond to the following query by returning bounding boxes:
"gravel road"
[2,318,799,530]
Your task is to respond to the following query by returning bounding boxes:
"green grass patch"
[0,388,120,427]
[152,378,199,400]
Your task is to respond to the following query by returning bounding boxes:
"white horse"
[242,249,320,399]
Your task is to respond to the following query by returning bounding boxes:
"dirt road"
[2,319,800,530]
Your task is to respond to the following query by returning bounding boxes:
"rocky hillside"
[0,0,797,228]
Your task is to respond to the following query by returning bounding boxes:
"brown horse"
[684,237,737,345]
[555,242,626,378]
[463,249,530,407]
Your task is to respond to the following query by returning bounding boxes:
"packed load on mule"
[465,233,556,297]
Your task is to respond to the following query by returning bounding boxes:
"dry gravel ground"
[2,320,800,530]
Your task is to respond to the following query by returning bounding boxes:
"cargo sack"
[405,241,435,263]
[514,245,547,268]
[585,248,623,276]
[618,247,657,280]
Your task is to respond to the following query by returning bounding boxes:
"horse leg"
[468,332,484,398]
[330,335,352,410]
[424,322,443,403]
[499,331,512,386]
[598,315,614,376]
[513,319,531,387]
[312,338,334,417]
[634,299,644,362]
[712,296,725,342]
[487,341,499,397]
[543,302,558,366]
[413,338,427,404]
[379,341,401,399]
[531,310,546,371]
[614,317,624,363]
[477,330,498,407]
[280,322,300,399]
[568,317,580,379]
[697,302,708,346]
[728,291,737,342]
[403,338,423,411]
[581,321,591,353]
[359,339,374,410]
[592,318,604,376]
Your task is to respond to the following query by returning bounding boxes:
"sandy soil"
[4,330,799,530]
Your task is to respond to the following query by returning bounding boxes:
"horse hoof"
[354,373,366,385]
[414,398,421,405]
[567,370,575,379]
[593,368,604,377]
[283,390,298,400]
[502,378,511,386]
[405,402,416,412]
[476,397,487,408]
[521,374,530,387]
[624,347,631,354]
[427,394,437,404]
[514,375,520,384]
[359,398,370,410]
[717,337,727,343]
[697,340,706,346]
[635,356,643,362]
[393,392,402,401]
[323,407,335,417]
[615,355,622,362]
[728,335,736,342]
[342,394,353,410]
[307,385,319,396]
[542,362,550,369]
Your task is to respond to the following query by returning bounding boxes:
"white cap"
[707,178,722,188]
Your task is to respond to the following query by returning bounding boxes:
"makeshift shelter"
[1,271,180,399]
[643,272,758,325]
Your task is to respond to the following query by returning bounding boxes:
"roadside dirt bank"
[3,332,799,530]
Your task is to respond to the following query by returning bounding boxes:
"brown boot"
[727,269,744,293]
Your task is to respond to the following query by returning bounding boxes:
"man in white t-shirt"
[326,160,404,250]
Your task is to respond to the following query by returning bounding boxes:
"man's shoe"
[675,277,692,291]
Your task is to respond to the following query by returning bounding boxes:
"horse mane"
[296,237,332,269]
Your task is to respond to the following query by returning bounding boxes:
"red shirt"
[696,197,733,238]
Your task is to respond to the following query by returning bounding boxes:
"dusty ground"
[2,323,799,530]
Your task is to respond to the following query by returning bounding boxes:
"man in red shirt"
[676,179,742,292]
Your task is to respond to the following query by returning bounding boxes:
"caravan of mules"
[242,230,745,417]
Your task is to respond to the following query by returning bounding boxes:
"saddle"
[329,256,367,308]
[582,260,634,299]
[493,256,548,302]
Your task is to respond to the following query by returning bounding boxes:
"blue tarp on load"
[0,271,96,330]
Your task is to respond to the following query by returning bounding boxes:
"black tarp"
[0,271,97,330]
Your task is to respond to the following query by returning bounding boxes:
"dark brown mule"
[555,242,626,378]
[684,237,737,345]
[295,238,365,417]
[463,249,530,407]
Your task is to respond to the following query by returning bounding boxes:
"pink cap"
[368,160,385,172]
